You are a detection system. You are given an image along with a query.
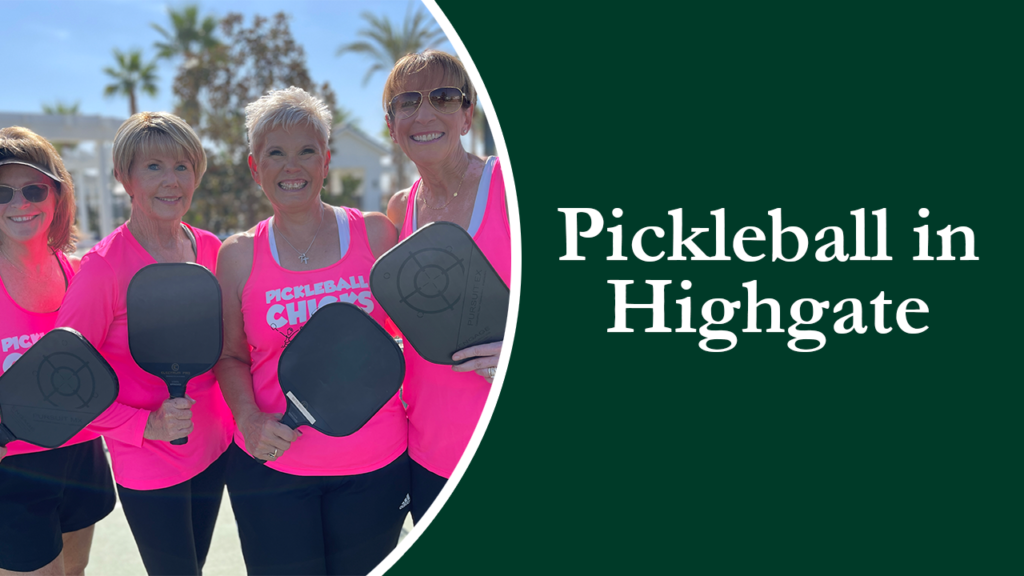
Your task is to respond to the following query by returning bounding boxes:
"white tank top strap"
[267,217,281,265]
[267,206,351,266]
[467,156,496,236]
[334,206,350,258]
[412,156,496,233]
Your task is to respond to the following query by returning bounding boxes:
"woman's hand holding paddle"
[240,411,299,462]
[452,341,503,383]
[144,397,195,442]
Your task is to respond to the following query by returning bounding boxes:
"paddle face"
[370,221,509,364]
[277,302,404,437]
[128,263,222,445]
[0,328,118,448]
[127,263,223,389]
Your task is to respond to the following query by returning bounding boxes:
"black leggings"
[225,443,410,576]
[116,450,228,576]
[410,458,448,524]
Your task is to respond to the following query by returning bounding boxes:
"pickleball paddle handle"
[254,411,302,465]
[166,379,189,446]
[0,423,16,447]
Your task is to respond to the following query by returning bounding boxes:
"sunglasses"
[0,183,53,204]
[388,87,469,119]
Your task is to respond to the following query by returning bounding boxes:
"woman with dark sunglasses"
[0,126,116,575]
[384,50,512,524]
[55,112,233,576]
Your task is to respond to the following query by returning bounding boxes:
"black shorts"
[225,442,411,576]
[0,438,116,572]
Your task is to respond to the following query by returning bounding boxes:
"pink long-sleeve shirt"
[56,223,233,490]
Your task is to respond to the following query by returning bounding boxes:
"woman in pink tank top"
[215,87,407,576]
[383,51,512,524]
[0,127,116,574]
[56,113,234,576]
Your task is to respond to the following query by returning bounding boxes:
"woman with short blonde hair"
[57,111,233,576]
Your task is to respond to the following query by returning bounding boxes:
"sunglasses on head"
[0,183,53,204]
[389,87,469,119]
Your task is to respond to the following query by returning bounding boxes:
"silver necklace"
[275,203,325,264]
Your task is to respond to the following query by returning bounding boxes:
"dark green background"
[391,3,1020,574]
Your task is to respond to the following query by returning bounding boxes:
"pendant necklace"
[276,203,325,264]
[421,160,470,210]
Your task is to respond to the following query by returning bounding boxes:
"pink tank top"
[400,157,511,478]
[1,251,97,457]
[56,223,234,490]
[239,207,407,476]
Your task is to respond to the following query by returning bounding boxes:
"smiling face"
[248,122,330,210]
[387,71,474,169]
[122,143,197,226]
[0,163,58,247]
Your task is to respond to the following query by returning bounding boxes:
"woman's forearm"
[214,355,262,423]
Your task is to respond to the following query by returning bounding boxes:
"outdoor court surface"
[89,448,414,575]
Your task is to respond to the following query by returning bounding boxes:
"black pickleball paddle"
[370,221,509,365]
[0,328,119,449]
[127,263,222,446]
[256,302,404,464]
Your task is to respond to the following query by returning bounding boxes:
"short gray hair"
[245,86,333,156]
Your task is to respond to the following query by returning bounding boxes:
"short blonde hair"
[0,126,78,253]
[245,87,333,157]
[382,50,475,117]
[112,112,207,186]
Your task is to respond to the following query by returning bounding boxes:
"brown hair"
[382,50,476,117]
[0,126,78,253]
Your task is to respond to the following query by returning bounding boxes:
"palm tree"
[103,48,159,116]
[151,4,221,60]
[337,5,446,193]
[41,101,81,116]
[336,5,446,86]
[151,5,221,126]
[41,101,82,153]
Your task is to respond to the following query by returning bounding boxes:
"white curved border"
[370,1,522,574]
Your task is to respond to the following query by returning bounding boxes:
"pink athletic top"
[56,223,234,490]
[1,250,98,456]
[238,206,407,476]
[400,156,512,478]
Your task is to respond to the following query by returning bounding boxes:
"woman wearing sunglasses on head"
[383,50,511,524]
[0,127,116,576]
[55,113,233,576]
[214,86,407,576]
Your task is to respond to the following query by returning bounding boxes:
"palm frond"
[337,6,444,84]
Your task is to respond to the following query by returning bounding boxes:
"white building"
[327,123,398,212]
[0,111,127,245]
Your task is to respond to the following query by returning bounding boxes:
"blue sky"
[1,0,455,142]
